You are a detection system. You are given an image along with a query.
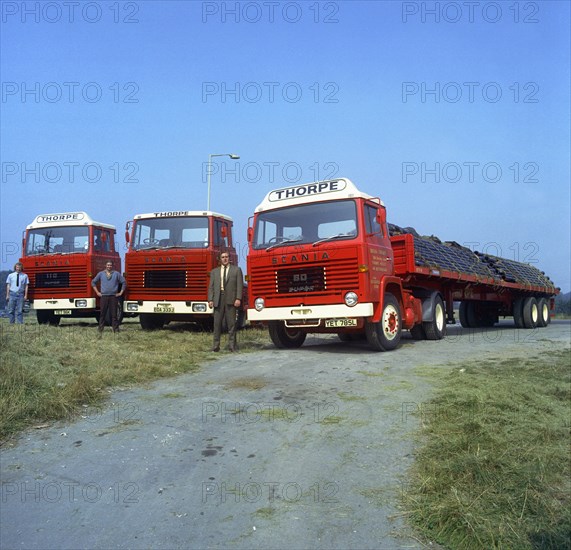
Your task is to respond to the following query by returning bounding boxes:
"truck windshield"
[253,199,358,250]
[25,227,90,255]
[132,217,209,250]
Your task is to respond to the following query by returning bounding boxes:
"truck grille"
[126,263,208,297]
[144,270,186,289]
[35,272,70,288]
[250,257,359,299]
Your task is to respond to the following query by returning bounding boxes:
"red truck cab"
[20,212,120,325]
[123,210,247,330]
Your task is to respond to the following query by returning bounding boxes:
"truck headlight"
[126,303,139,312]
[254,297,265,311]
[75,300,87,307]
[192,303,207,312]
[344,292,358,307]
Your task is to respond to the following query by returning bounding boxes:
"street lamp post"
[207,153,240,211]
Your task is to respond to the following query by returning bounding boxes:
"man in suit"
[208,250,244,352]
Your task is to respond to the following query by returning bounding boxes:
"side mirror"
[376,208,387,228]
[247,227,254,243]
[125,231,130,243]
[220,225,228,238]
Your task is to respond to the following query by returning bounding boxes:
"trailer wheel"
[459,301,471,328]
[537,298,549,327]
[513,298,525,328]
[522,297,539,329]
[365,293,401,351]
[268,321,306,349]
[423,295,446,340]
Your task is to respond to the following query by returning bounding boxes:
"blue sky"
[1,0,570,291]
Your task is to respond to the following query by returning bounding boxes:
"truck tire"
[513,298,525,328]
[365,293,401,351]
[459,301,471,328]
[522,297,539,329]
[423,295,446,340]
[140,314,164,330]
[36,311,60,326]
[409,324,426,340]
[537,298,549,327]
[268,321,306,349]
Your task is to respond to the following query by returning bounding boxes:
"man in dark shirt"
[91,261,126,334]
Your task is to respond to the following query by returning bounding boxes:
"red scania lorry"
[246,178,558,351]
[123,210,247,330]
[20,212,121,325]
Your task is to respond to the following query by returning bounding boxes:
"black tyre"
[37,310,50,325]
[268,321,306,349]
[409,324,426,340]
[459,302,471,328]
[140,313,164,330]
[365,293,402,351]
[537,298,549,327]
[36,310,60,326]
[522,297,539,329]
[513,298,525,328]
[236,308,246,330]
[423,295,446,340]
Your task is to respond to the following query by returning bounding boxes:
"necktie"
[222,266,227,290]
[16,273,20,287]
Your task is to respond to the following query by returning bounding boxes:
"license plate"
[54,309,72,315]
[154,306,174,313]
[325,318,357,328]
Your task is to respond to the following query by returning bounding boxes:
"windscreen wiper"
[265,238,302,252]
[312,233,352,247]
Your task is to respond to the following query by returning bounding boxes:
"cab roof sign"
[256,178,381,212]
[28,212,115,230]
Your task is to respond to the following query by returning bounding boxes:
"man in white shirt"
[5,262,29,324]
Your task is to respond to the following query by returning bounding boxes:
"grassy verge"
[0,319,270,442]
[404,349,571,549]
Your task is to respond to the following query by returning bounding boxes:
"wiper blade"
[265,238,302,252]
[312,233,352,247]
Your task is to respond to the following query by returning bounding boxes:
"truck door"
[364,203,393,297]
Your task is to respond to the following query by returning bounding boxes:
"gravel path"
[1,320,569,549]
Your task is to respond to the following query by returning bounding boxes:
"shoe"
[211,346,220,352]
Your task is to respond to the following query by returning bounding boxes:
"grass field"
[403,350,571,549]
[0,318,270,442]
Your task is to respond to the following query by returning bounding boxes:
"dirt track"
[1,320,569,549]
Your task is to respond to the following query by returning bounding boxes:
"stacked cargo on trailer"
[123,210,247,330]
[21,212,121,325]
[246,178,558,351]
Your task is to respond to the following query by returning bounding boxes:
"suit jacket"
[208,264,244,308]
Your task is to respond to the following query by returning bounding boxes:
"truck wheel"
[37,310,50,325]
[537,298,549,327]
[365,293,401,351]
[459,302,471,328]
[522,297,539,329]
[513,298,525,328]
[409,325,426,340]
[140,314,163,330]
[268,321,306,349]
[423,295,446,340]
[236,308,246,330]
[37,311,60,326]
